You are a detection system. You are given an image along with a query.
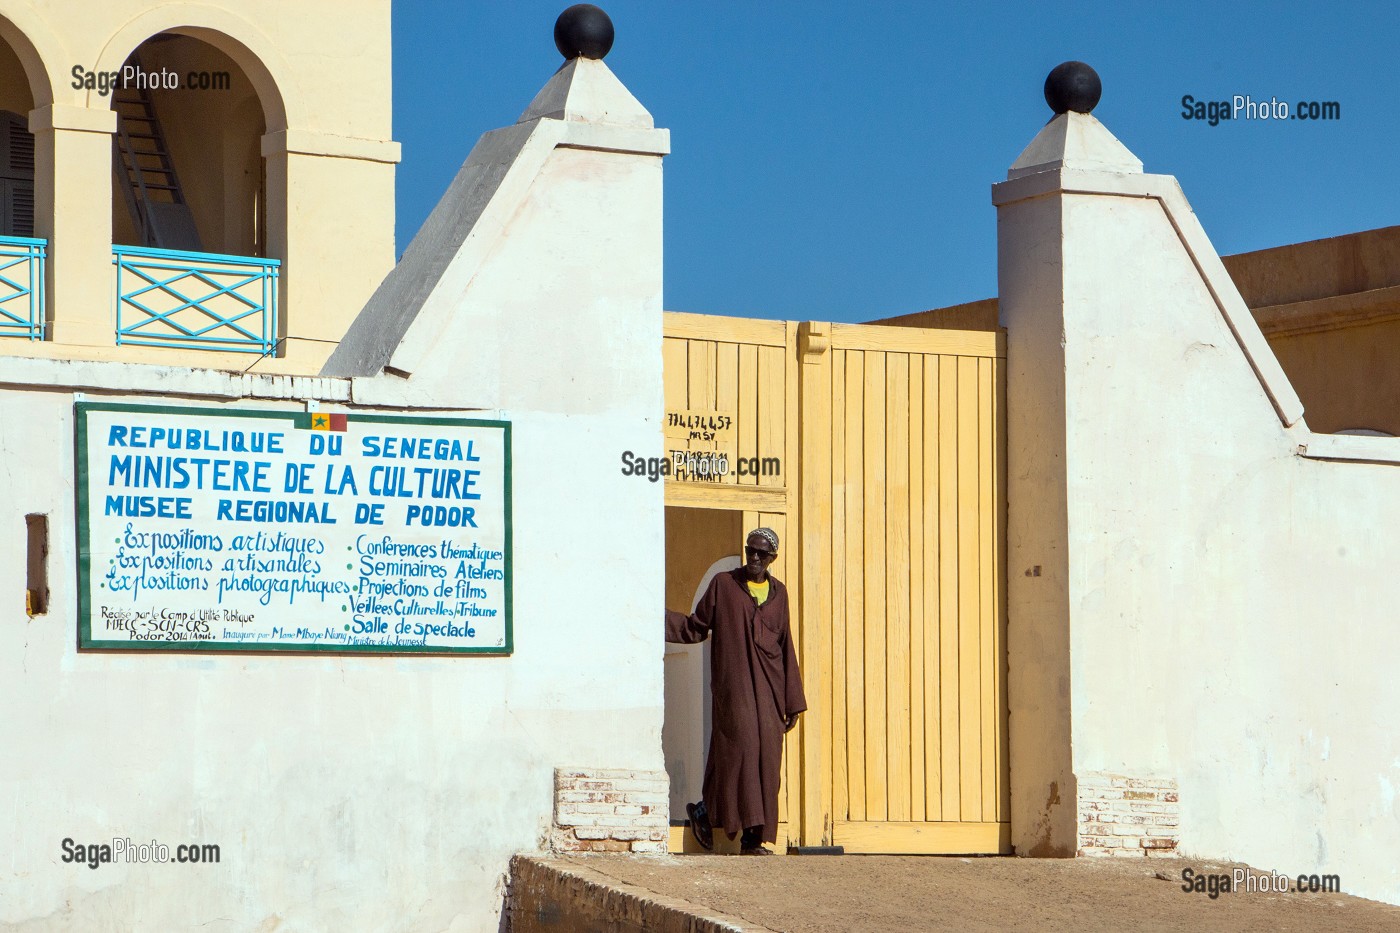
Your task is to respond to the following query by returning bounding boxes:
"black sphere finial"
[554,4,614,60]
[1044,61,1102,114]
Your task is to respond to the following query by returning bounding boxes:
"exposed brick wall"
[1076,772,1179,858]
[551,768,669,854]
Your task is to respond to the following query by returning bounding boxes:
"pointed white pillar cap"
[518,57,654,128]
[1008,111,1143,179]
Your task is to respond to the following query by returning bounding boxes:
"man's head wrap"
[750,527,780,553]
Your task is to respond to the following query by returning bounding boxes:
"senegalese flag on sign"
[295,411,348,431]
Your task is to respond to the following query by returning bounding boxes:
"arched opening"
[110,33,265,256]
[0,33,34,238]
[0,26,40,339]
[108,31,281,355]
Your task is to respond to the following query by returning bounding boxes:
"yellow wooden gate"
[796,322,1009,853]
[662,313,1008,854]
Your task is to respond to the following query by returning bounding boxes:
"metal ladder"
[112,57,202,251]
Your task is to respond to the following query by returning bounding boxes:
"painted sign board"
[74,402,512,654]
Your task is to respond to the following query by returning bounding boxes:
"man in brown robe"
[666,527,806,854]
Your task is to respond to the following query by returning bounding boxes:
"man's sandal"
[685,801,713,851]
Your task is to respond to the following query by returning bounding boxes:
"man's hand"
[784,713,800,733]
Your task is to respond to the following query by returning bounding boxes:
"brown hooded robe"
[666,568,806,844]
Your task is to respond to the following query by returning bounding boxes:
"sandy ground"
[558,854,1400,933]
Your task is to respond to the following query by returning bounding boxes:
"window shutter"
[8,178,34,237]
[0,111,32,177]
[5,113,34,178]
[0,112,35,238]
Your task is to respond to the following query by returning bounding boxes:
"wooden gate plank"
[738,344,759,475]
[861,352,888,821]
[885,353,912,822]
[830,350,848,826]
[922,356,943,822]
[688,339,716,410]
[793,321,823,846]
[716,342,739,485]
[828,322,1004,357]
[833,821,1011,855]
[666,311,786,345]
[843,351,866,823]
[978,357,998,820]
[758,346,785,489]
[956,355,983,823]
[937,357,960,822]
[764,510,791,832]
[908,354,926,824]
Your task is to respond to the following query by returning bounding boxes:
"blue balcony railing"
[0,235,47,340]
[113,245,280,355]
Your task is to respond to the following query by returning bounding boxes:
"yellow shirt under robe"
[746,579,770,606]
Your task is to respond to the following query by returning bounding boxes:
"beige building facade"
[0,0,398,372]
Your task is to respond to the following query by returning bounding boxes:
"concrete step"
[506,855,777,933]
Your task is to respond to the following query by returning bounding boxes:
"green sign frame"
[75,401,513,655]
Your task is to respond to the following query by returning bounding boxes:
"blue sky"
[392,2,1400,323]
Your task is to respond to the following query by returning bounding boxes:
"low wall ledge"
[552,122,671,157]
[0,356,352,403]
[1299,432,1400,466]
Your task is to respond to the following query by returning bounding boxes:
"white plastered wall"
[997,112,1400,903]
[0,54,667,931]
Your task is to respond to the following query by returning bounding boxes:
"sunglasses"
[745,546,775,559]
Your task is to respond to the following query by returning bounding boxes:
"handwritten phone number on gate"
[665,413,733,432]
